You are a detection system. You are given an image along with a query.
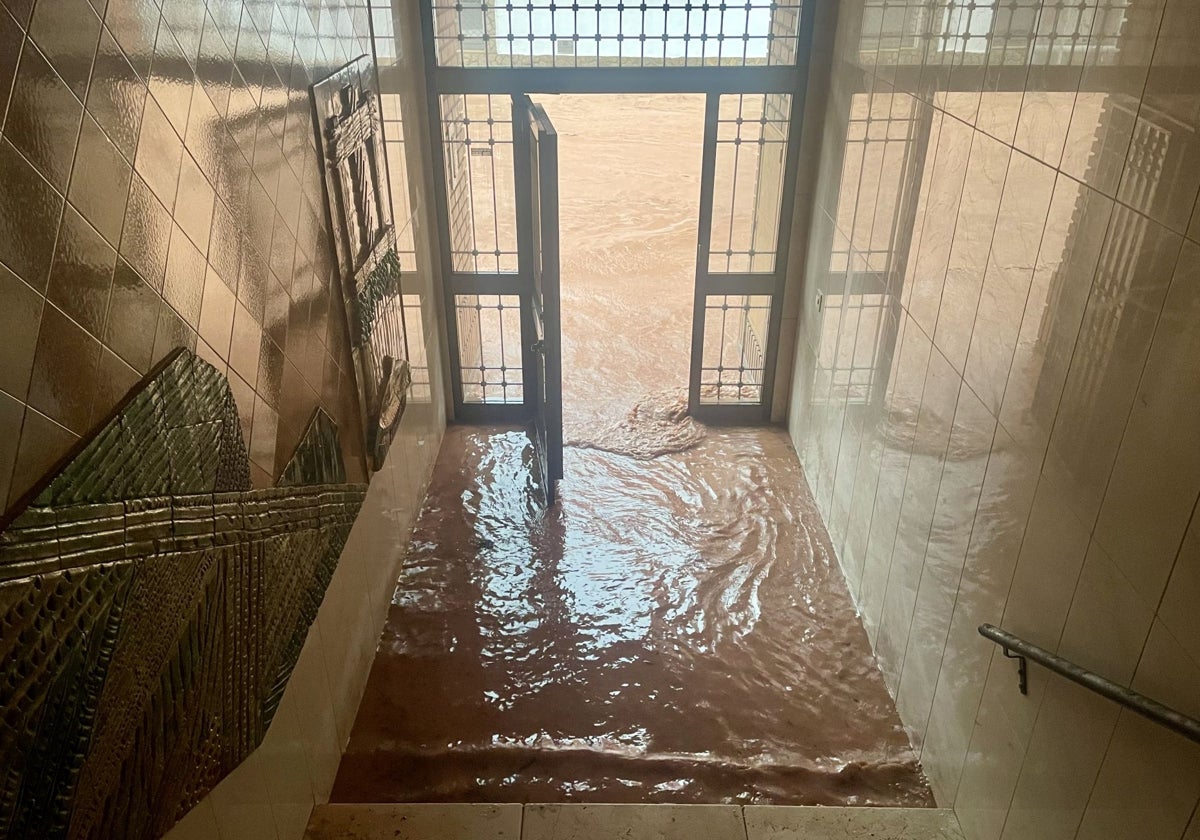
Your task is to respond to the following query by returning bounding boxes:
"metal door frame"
[515,95,564,499]
[689,89,808,424]
[416,0,817,424]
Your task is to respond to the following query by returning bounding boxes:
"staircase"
[304,803,965,839]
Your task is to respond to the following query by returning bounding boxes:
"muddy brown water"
[331,96,931,805]
[553,93,703,431]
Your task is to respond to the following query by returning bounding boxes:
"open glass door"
[690,93,798,423]
[514,95,563,504]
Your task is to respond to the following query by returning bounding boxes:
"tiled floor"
[304,803,965,840]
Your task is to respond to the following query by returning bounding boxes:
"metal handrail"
[978,623,1200,745]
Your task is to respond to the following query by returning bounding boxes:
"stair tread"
[305,802,965,840]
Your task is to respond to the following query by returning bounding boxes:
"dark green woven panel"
[0,564,135,839]
[278,409,348,487]
[356,249,402,345]
[0,350,367,840]
[17,351,251,514]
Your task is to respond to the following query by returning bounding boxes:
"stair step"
[305,803,965,840]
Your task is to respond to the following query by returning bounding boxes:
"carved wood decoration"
[0,349,366,840]
[311,56,412,472]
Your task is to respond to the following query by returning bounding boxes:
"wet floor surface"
[332,425,932,805]
[331,95,930,806]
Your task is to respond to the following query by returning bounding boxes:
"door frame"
[416,1,817,424]
[688,90,808,425]
[514,95,564,500]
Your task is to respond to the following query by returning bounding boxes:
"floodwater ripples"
[334,426,932,806]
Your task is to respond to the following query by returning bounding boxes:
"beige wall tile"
[999,679,1118,840]
[998,177,1114,455]
[841,416,888,593]
[213,804,279,840]
[1159,515,1200,668]
[788,3,1200,837]
[271,804,314,840]
[905,114,966,338]
[1130,619,1200,723]
[876,348,960,679]
[933,131,1012,375]
[286,628,344,802]
[1092,242,1200,606]
[963,151,1056,414]
[999,475,1090,651]
[1075,622,1200,840]
[954,663,1037,840]
[1117,0,1200,233]
[209,750,279,840]
[165,799,221,840]
[896,382,995,746]
[1058,541,1156,684]
[919,427,1038,806]
[1013,89,1077,171]
[1059,0,1167,193]
[258,691,318,810]
[1041,199,1182,529]
[1187,806,1200,840]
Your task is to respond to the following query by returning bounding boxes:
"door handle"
[530,340,546,354]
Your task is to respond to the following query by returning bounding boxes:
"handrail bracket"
[1001,646,1028,695]
[978,622,1200,745]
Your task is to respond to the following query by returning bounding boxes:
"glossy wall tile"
[787,1,1200,839]
[0,0,373,503]
[0,0,448,837]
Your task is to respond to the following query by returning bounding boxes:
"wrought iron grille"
[823,292,893,405]
[403,293,433,402]
[372,0,398,64]
[440,95,520,273]
[700,294,772,403]
[380,94,419,272]
[709,93,792,273]
[430,0,806,68]
[833,90,924,275]
[456,294,525,403]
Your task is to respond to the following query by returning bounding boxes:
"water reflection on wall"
[789,1,1200,838]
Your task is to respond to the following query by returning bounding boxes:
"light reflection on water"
[334,426,932,805]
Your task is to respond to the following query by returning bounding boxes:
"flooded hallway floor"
[330,95,930,806]
[331,425,932,805]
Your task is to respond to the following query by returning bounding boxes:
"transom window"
[432,0,805,68]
